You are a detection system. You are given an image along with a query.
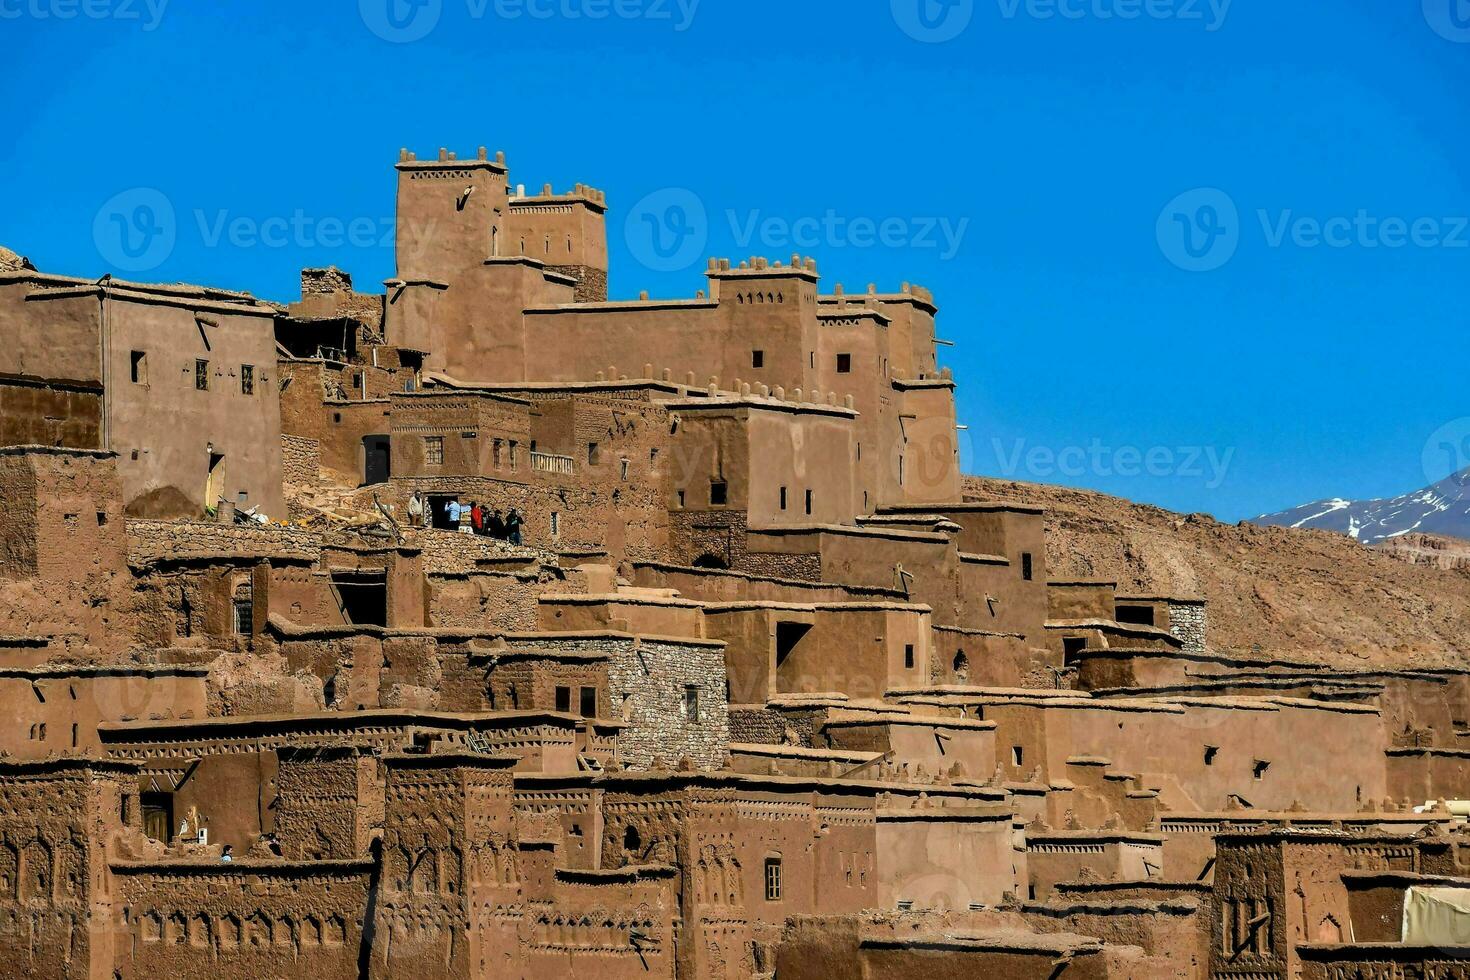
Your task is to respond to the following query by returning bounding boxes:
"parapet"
[396,145,508,173]
[706,255,820,280]
[821,280,938,313]
[510,181,608,211]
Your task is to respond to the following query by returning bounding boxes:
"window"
[1204,745,1219,766]
[764,857,782,901]
[751,349,764,368]
[1116,604,1157,626]
[129,350,147,384]
[509,440,519,470]
[904,644,915,669]
[779,486,788,511]
[240,364,254,395]
[555,686,572,713]
[579,686,597,718]
[1011,746,1024,767]
[424,436,444,465]
[1021,552,1033,582]
[493,439,503,469]
[1063,637,1086,663]
[195,359,209,390]
[1253,760,1270,780]
[710,481,728,506]
[836,353,852,374]
[684,685,699,722]
[588,442,600,465]
[805,490,813,515]
[677,490,686,508]
[233,595,252,635]
[620,458,630,481]
[352,372,363,389]
[550,512,560,537]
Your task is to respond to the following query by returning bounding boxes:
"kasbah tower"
[0,144,1461,979]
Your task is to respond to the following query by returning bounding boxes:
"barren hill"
[963,475,1470,670]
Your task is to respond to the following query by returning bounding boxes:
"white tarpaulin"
[1402,887,1470,945]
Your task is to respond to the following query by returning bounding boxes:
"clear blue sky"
[5,0,1467,521]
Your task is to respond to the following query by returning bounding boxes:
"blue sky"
[4,0,1467,521]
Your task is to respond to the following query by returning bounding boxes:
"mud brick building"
[1,147,1469,978]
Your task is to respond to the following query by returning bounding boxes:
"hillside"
[963,475,1470,670]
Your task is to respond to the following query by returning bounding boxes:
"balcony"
[531,451,575,476]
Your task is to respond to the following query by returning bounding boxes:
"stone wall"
[282,433,322,486]
[547,264,608,303]
[608,637,730,771]
[1168,600,1207,653]
[511,634,730,770]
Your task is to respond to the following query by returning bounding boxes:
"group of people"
[406,492,523,544]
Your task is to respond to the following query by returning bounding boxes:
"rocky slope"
[1253,468,1470,545]
[963,475,1470,670]
[1370,533,1470,573]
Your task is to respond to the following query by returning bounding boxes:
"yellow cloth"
[1402,887,1470,945]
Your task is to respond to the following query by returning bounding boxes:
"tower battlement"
[705,255,820,280]
[396,145,508,174]
[510,182,608,212]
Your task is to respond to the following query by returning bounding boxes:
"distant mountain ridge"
[1253,468,1470,545]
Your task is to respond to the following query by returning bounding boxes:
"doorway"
[362,435,391,486]
[428,495,457,530]
[205,452,225,511]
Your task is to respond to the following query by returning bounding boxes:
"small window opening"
[764,857,782,901]
[129,350,147,384]
[710,481,728,506]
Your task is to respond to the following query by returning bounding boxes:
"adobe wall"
[66,289,286,519]
[1023,834,1163,901]
[666,401,860,528]
[111,861,369,980]
[0,448,129,650]
[279,359,392,483]
[0,668,208,760]
[518,868,681,980]
[984,697,1388,814]
[0,760,133,980]
[1386,747,1470,802]
[878,809,1016,910]
[0,375,102,449]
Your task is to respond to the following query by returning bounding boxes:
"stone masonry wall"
[608,637,730,771]
[1168,600,1208,653]
[126,519,322,566]
[282,434,322,486]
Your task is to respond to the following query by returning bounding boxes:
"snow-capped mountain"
[1253,467,1470,545]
